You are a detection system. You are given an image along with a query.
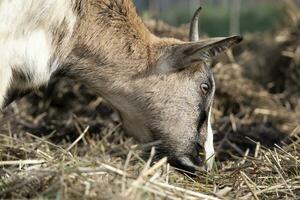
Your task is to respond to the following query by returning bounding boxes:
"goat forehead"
[182,62,214,84]
[199,63,214,83]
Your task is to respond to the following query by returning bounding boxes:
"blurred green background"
[134,0,287,36]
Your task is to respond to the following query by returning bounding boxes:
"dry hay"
[0,104,299,199]
[1,1,300,199]
[0,107,299,199]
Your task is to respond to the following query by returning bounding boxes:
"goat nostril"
[176,156,197,173]
[167,144,204,173]
[170,154,202,173]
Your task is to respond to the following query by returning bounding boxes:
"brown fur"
[51,0,242,171]
[2,0,242,171]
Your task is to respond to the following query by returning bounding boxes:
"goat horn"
[189,6,202,42]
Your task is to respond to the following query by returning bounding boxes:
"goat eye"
[200,83,209,95]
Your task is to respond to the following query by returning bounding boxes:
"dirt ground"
[1,2,300,200]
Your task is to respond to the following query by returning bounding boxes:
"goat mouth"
[140,143,202,173]
[146,129,204,173]
[168,155,202,173]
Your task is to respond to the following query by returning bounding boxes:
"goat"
[0,0,242,172]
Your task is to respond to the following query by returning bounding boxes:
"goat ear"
[156,35,243,73]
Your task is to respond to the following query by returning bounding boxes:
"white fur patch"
[204,107,215,171]
[0,66,12,108]
[0,0,76,106]
[1,30,52,86]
